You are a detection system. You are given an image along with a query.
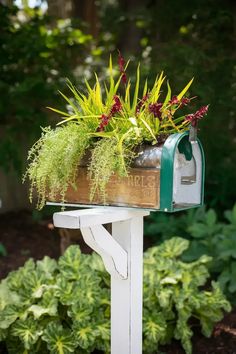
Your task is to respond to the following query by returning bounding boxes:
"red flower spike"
[181,97,190,106]
[118,50,127,85]
[136,94,149,114]
[169,95,179,105]
[110,95,122,116]
[121,73,127,85]
[149,102,163,120]
[97,96,122,131]
[185,105,209,127]
[118,50,125,72]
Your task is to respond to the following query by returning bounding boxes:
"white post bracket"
[53,207,150,354]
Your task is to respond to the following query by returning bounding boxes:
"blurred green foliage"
[0,243,7,257]
[145,204,236,302]
[0,4,95,172]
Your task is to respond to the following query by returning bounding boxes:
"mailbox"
[47,131,205,212]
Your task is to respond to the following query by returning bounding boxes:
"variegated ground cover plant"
[24,54,208,209]
[0,237,230,354]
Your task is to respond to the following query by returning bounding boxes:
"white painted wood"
[53,207,149,354]
[53,207,149,229]
[81,225,128,279]
[111,216,147,354]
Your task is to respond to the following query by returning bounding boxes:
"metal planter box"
[48,131,205,212]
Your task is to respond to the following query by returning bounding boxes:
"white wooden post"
[53,208,149,354]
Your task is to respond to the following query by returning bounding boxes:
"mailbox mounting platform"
[53,207,149,354]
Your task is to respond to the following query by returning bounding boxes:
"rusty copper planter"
[48,145,162,209]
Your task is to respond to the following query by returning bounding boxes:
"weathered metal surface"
[48,167,160,208]
[48,144,162,208]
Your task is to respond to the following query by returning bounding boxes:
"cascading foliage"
[0,237,230,354]
[24,55,208,208]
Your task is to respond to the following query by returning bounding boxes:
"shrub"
[0,238,230,354]
[145,204,236,302]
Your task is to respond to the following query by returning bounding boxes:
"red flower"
[149,102,163,120]
[118,50,127,84]
[97,114,109,131]
[169,95,179,105]
[181,97,190,106]
[136,94,149,114]
[185,105,209,127]
[110,95,122,115]
[97,96,123,131]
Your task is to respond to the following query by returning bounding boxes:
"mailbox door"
[160,132,205,212]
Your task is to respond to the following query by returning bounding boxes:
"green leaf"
[36,257,58,279]
[58,245,82,280]
[0,243,7,256]
[28,291,58,319]
[11,318,43,350]
[0,328,7,341]
[0,305,20,329]
[177,78,194,100]
[72,323,97,350]
[132,64,140,112]
[143,314,167,343]
[163,80,171,107]
[139,117,157,142]
[205,209,217,227]
[158,237,189,258]
[43,322,78,354]
[0,280,20,311]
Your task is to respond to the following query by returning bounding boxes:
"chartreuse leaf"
[11,318,43,350]
[67,303,92,325]
[132,64,140,112]
[28,290,58,319]
[36,256,58,279]
[72,323,97,350]
[0,280,20,311]
[43,322,78,354]
[143,313,167,343]
[177,77,194,100]
[158,237,189,258]
[0,305,20,329]
[58,245,82,280]
[163,80,171,107]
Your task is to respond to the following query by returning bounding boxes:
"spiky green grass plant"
[25,56,208,208]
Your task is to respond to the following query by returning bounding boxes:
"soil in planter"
[0,210,236,354]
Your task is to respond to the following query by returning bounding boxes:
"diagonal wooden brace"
[81,225,128,279]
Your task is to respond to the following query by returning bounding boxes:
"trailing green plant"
[145,204,236,302]
[0,238,230,354]
[24,123,90,209]
[25,55,208,208]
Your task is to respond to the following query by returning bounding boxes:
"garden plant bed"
[0,210,236,353]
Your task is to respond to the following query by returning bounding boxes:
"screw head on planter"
[24,54,207,212]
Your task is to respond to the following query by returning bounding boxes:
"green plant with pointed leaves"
[0,238,230,354]
[24,56,208,208]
